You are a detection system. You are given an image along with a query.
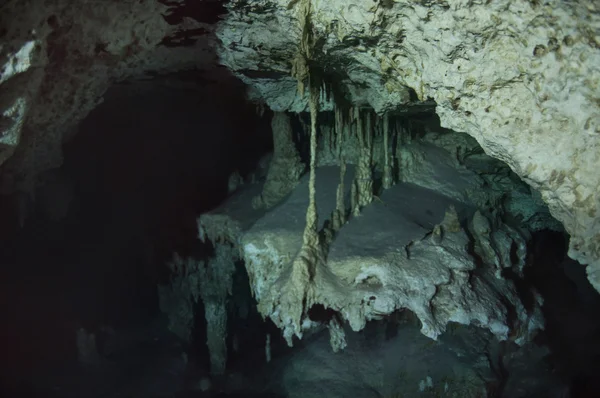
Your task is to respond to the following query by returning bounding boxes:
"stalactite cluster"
[351,107,374,216]
[331,105,347,232]
[261,0,408,348]
[158,246,236,375]
[268,0,324,345]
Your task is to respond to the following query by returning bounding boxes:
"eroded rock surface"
[0,0,216,193]
[217,0,600,290]
[199,135,546,349]
[1,0,598,290]
[242,168,543,347]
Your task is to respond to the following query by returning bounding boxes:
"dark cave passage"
[2,0,599,396]
[0,70,273,390]
[525,230,600,396]
[1,92,600,398]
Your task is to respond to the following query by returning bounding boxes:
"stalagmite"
[253,112,304,209]
[382,113,393,190]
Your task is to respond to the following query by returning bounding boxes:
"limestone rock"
[0,0,215,193]
[159,245,238,375]
[254,112,304,208]
[240,167,542,346]
[217,0,600,291]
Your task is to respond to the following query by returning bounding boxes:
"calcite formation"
[253,111,304,208]
[159,247,237,375]
[198,111,550,348]
[199,244,237,375]
[217,0,600,291]
[2,0,598,290]
[351,107,374,216]
[159,254,205,343]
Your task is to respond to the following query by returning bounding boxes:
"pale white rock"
[217,0,600,291]
[238,167,542,345]
[0,40,37,85]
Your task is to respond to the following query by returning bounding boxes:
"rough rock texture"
[253,111,304,208]
[0,0,216,194]
[199,152,545,350]
[199,244,237,375]
[159,254,205,343]
[242,168,543,346]
[2,0,598,291]
[217,0,600,290]
[158,246,237,375]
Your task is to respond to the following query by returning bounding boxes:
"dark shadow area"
[1,66,600,398]
[0,69,272,396]
[525,230,600,397]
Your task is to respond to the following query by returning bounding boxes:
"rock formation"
[159,247,236,375]
[197,109,550,352]
[0,0,599,359]
[253,111,304,208]
[217,0,600,291]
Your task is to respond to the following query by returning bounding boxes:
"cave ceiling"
[0,0,599,290]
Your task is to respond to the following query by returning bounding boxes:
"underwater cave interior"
[1,69,600,398]
[1,1,600,397]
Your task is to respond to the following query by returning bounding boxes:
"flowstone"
[241,174,543,348]
[394,129,562,232]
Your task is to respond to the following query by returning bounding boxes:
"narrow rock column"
[303,86,320,247]
[352,107,374,216]
[382,113,393,189]
[332,106,347,232]
[199,244,236,375]
[273,85,322,347]
[203,301,228,375]
[253,112,304,209]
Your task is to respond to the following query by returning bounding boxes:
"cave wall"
[0,75,270,384]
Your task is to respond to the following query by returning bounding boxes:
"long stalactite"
[269,0,322,346]
[332,104,347,232]
[352,107,374,216]
[303,84,320,247]
[383,113,393,189]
